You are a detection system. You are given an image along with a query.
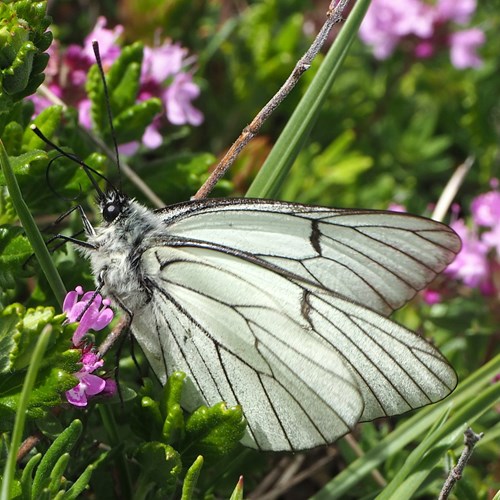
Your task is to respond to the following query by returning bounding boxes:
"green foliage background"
[0,0,499,498]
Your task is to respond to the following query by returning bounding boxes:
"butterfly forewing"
[158,199,461,316]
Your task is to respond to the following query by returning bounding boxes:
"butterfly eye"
[102,202,120,222]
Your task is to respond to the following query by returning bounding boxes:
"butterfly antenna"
[92,40,122,191]
[31,125,106,200]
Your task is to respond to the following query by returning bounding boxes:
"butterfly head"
[99,190,131,224]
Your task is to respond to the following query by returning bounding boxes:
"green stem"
[246,0,372,199]
[0,325,53,500]
[98,405,133,499]
[0,140,66,305]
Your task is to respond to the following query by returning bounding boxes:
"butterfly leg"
[97,270,134,358]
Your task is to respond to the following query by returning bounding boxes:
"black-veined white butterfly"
[36,36,461,452]
[75,189,459,451]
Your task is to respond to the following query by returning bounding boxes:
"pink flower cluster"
[359,0,485,69]
[445,185,500,294]
[33,17,203,152]
[63,286,116,407]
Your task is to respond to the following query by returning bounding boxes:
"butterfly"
[34,36,461,452]
[74,188,460,451]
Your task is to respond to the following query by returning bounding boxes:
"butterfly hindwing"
[128,235,457,451]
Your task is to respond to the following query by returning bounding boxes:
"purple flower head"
[359,0,485,69]
[82,16,123,66]
[142,44,186,84]
[436,0,477,25]
[65,346,116,407]
[422,289,442,305]
[63,286,114,346]
[164,72,204,126]
[359,0,434,59]
[445,219,490,288]
[471,191,500,228]
[449,28,485,69]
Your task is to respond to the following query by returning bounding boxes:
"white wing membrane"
[89,196,460,451]
[129,240,457,451]
[159,199,461,316]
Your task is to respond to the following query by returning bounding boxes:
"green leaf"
[87,41,146,140]
[0,226,32,288]
[62,461,97,500]
[162,371,186,445]
[0,138,67,304]
[181,455,203,500]
[23,105,63,151]
[32,420,83,499]
[229,476,245,500]
[0,304,79,423]
[1,324,53,500]
[1,121,23,156]
[20,453,42,499]
[48,453,70,496]
[185,402,246,459]
[112,97,162,143]
[135,441,182,498]
[0,0,52,108]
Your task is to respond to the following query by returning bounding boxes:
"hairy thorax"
[81,199,166,311]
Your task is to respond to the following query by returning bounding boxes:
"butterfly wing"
[130,215,457,450]
[157,198,461,316]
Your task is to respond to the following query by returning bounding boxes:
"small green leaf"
[62,462,96,500]
[20,452,42,499]
[0,150,48,185]
[0,0,52,106]
[185,402,246,458]
[162,371,186,444]
[229,476,245,500]
[48,452,70,495]
[32,420,83,498]
[135,441,182,498]
[87,42,145,138]
[0,226,32,287]
[23,105,64,151]
[181,455,203,500]
[1,121,24,156]
[112,98,162,143]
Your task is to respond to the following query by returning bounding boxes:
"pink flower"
[471,191,500,227]
[359,0,485,70]
[423,289,442,305]
[449,28,485,69]
[164,73,204,126]
[82,16,123,66]
[482,224,500,256]
[63,286,114,346]
[32,16,203,151]
[359,0,434,59]
[63,288,117,407]
[65,349,108,407]
[445,220,490,288]
[436,0,477,25]
[388,203,406,213]
[142,44,185,83]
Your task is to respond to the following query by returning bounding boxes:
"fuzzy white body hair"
[81,198,164,311]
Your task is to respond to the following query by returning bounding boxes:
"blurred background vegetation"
[1,0,499,498]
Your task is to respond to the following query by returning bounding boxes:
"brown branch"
[438,427,483,500]
[192,0,350,200]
